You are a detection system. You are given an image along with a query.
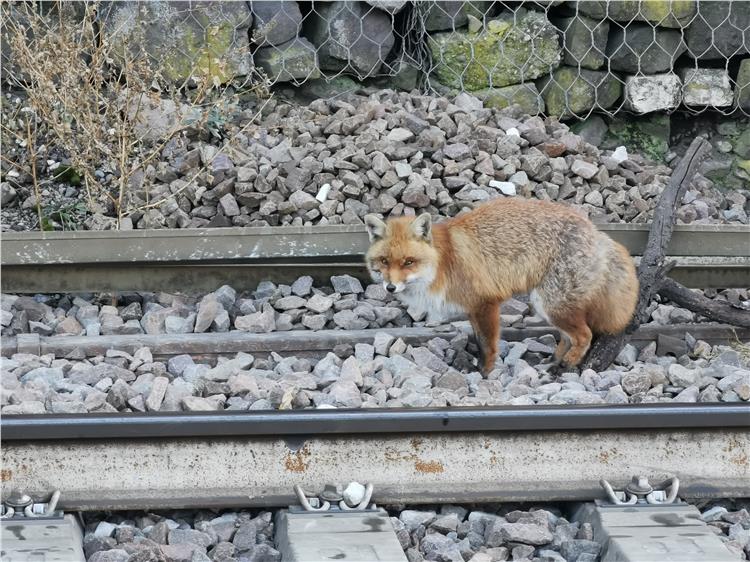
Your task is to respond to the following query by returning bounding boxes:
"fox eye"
[404,258,415,267]
[380,257,388,266]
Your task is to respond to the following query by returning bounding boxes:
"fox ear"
[411,213,432,242]
[364,214,387,242]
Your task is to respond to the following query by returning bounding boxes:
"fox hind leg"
[548,310,592,367]
[468,301,501,375]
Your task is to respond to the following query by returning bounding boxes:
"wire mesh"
[2,0,748,120]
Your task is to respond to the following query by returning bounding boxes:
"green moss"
[538,67,621,118]
[428,12,561,91]
[608,115,670,163]
[53,165,81,186]
[476,84,544,115]
[641,0,696,27]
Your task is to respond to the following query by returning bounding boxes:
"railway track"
[3,223,749,292]
[2,223,748,562]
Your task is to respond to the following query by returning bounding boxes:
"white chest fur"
[398,281,465,323]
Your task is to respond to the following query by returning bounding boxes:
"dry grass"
[1,1,271,229]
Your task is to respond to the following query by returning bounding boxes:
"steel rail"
[2,224,748,292]
[3,403,748,441]
[2,405,748,510]
[4,224,749,263]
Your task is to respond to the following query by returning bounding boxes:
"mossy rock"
[577,0,696,28]
[606,114,671,162]
[475,84,545,115]
[428,11,561,91]
[255,37,320,84]
[101,1,253,84]
[733,127,750,160]
[537,67,622,119]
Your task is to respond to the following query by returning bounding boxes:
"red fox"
[364,198,638,374]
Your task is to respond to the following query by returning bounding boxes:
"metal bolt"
[5,490,33,509]
[626,476,654,497]
[320,483,344,502]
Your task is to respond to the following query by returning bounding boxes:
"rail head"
[2,403,748,441]
[3,224,749,265]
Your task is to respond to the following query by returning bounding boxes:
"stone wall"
[4,1,750,118]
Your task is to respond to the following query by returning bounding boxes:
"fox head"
[364,213,439,294]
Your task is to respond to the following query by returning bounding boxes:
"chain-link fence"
[2,1,748,119]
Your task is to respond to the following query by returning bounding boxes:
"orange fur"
[365,198,639,374]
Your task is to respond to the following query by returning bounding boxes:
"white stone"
[624,74,682,113]
[489,180,516,196]
[505,127,520,137]
[315,183,331,202]
[612,146,629,164]
[680,68,734,107]
[343,481,367,507]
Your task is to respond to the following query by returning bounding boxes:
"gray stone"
[571,159,598,179]
[307,1,395,78]
[1,182,17,206]
[668,364,701,387]
[561,539,600,561]
[274,296,306,311]
[291,276,314,297]
[250,1,302,46]
[680,68,734,107]
[236,304,276,333]
[89,550,130,562]
[420,532,463,562]
[146,377,170,411]
[556,15,609,70]
[606,24,686,74]
[218,193,240,217]
[255,37,320,84]
[624,73,683,114]
[168,354,194,376]
[365,0,408,13]
[492,521,553,546]
[306,294,334,314]
[327,380,362,407]
[331,275,364,294]
[400,510,437,531]
[685,2,750,59]
[538,67,622,117]
[424,2,492,31]
[169,529,213,549]
[195,297,222,333]
[333,310,368,330]
[20,367,63,385]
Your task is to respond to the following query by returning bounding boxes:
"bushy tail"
[588,240,639,334]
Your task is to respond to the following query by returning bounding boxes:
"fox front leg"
[468,302,500,376]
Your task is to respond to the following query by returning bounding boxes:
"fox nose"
[386,283,396,293]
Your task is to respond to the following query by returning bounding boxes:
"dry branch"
[582,137,712,371]
[658,278,750,328]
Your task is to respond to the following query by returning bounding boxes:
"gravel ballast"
[2,324,748,414]
[2,280,747,338]
[2,91,748,232]
[78,499,750,562]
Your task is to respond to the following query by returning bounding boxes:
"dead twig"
[583,137,712,371]
[657,278,750,328]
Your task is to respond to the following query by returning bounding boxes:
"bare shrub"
[1,0,271,229]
